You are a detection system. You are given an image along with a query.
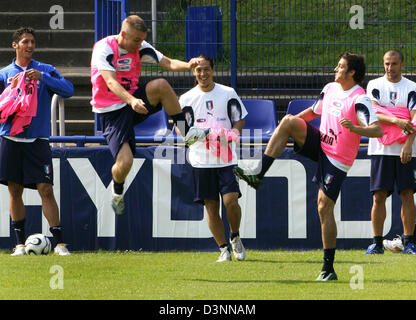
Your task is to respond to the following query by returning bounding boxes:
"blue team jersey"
[0,58,74,139]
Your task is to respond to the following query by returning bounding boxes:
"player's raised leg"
[234,114,308,189]
[145,78,207,143]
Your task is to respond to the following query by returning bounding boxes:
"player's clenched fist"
[130,98,148,114]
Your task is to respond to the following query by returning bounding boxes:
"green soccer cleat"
[233,166,263,190]
[315,271,338,282]
[184,127,210,147]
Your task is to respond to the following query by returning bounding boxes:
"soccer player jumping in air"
[90,15,206,216]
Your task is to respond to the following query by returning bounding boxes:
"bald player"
[365,49,416,255]
[90,15,206,216]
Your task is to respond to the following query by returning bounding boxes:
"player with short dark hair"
[339,51,366,84]
[0,27,74,256]
[365,49,416,255]
[234,52,383,280]
[90,15,207,216]
[179,54,247,262]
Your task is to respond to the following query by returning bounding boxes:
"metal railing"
[50,94,65,147]
[125,0,416,115]
[94,0,130,42]
[88,0,416,146]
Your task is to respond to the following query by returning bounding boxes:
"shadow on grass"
[242,259,383,265]
[185,278,416,284]
[185,278,347,284]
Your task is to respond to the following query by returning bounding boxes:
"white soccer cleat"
[216,246,232,262]
[383,236,404,253]
[54,243,71,256]
[184,127,210,147]
[111,193,125,216]
[11,244,26,256]
[230,236,246,261]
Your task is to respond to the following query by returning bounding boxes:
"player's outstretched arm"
[158,56,202,72]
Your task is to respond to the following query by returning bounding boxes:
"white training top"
[179,83,247,168]
[366,75,416,156]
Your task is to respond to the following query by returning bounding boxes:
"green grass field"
[1,249,415,300]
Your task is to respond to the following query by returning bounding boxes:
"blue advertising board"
[0,146,405,252]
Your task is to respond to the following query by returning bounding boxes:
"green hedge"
[148,0,416,73]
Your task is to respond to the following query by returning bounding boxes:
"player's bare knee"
[373,191,388,204]
[8,184,23,199]
[279,114,298,132]
[400,189,415,205]
[317,197,334,219]
[116,157,133,174]
[147,78,171,96]
[115,146,133,174]
[37,184,55,199]
[223,196,240,211]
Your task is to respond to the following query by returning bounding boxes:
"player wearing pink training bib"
[90,15,204,216]
[234,52,382,281]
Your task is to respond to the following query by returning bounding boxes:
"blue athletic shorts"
[294,122,347,202]
[0,137,53,189]
[98,83,163,159]
[192,165,241,204]
[370,155,416,196]
[293,121,320,162]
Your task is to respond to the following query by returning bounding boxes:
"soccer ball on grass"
[24,233,51,255]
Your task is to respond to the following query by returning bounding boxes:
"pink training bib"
[91,36,141,109]
[372,105,416,145]
[319,83,364,166]
[0,71,38,135]
[205,128,239,163]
